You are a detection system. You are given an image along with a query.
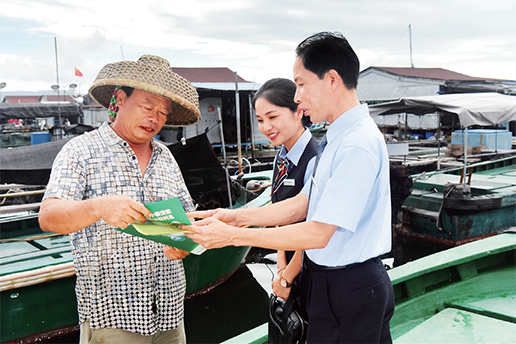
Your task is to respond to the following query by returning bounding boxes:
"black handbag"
[268,289,308,344]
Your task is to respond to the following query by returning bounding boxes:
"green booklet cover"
[116,197,206,255]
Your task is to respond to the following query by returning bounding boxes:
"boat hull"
[184,246,250,297]
[401,203,516,245]
[1,277,78,343]
[0,245,251,343]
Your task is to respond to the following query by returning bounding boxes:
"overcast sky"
[1,0,515,95]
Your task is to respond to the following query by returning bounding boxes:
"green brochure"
[116,197,206,255]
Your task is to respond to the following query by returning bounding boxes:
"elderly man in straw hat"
[39,55,201,344]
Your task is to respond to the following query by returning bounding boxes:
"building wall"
[184,97,267,145]
[357,69,441,103]
[83,108,109,126]
[373,113,440,131]
[185,98,223,143]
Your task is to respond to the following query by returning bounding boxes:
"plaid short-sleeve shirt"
[44,123,194,335]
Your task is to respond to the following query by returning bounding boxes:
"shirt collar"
[98,122,124,146]
[278,129,312,166]
[326,104,369,145]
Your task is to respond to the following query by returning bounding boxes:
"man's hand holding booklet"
[116,197,206,255]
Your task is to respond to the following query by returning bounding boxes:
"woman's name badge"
[284,179,295,187]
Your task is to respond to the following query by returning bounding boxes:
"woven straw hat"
[89,55,200,126]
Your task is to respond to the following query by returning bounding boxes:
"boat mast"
[463,127,468,189]
[248,95,256,160]
[235,72,242,174]
[217,107,233,209]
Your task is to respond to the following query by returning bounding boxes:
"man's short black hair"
[296,31,360,90]
[120,86,134,97]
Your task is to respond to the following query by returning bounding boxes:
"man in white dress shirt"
[187,32,395,343]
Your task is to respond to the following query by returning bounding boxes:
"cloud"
[1,0,515,92]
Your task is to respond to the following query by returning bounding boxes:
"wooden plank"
[0,203,41,215]
[0,189,46,198]
[0,184,45,191]
[0,246,71,266]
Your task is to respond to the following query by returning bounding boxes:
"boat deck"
[0,232,72,287]
[397,307,514,343]
[411,164,516,197]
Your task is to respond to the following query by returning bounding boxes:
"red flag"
[75,68,83,77]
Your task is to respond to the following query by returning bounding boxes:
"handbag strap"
[281,284,301,322]
[282,293,295,320]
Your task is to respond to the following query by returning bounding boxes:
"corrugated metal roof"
[172,67,248,83]
[0,102,82,120]
[82,102,102,108]
[45,95,76,102]
[365,67,487,81]
[4,95,42,103]
[192,82,262,91]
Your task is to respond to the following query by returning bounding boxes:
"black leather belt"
[303,255,379,272]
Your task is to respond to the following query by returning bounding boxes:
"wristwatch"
[280,277,292,288]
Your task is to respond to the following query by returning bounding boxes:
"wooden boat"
[220,231,516,344]
[398,155,516,246]
[0,213,77,344]
[0,133,272,343]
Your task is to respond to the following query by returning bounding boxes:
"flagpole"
[74,68,83,95]
[409,24,414,68]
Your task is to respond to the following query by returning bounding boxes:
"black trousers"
[299,257,395,344]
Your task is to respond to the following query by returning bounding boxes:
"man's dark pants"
[300,256,395,343]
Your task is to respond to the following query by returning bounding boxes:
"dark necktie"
[312,135,328,176]
[272,156,293,194]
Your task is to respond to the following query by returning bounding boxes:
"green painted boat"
[0,224,77,344]
[389,230,516,343]
[220,231,516,344]
[0,170,272,343]
[399,155,516,246]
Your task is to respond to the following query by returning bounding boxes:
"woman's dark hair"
[296,31,359,90]
[252,78,312,128]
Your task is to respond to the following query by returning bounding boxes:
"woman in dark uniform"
[252,78,318,300]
